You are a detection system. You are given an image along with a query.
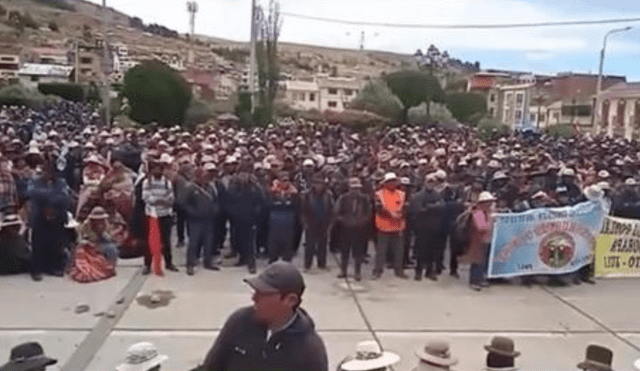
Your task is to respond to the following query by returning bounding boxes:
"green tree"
[384,70,444,123]
[38,83,85,102]
[123,60,192,127]
[183,98,214,130]
[476,117,510,141]
[349,79,403,122]
[48,21,59,32]
[254,0,282,126]
[445,92,487,125]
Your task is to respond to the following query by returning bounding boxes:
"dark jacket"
[300,189,334,232]
[183,182,219,220]
[334,190,372,229]
[409,187,446,233]
[202,306,328,371]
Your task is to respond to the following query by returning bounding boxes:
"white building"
[284,80,320,111]
[598,82,640,139]
[317,76,363,112]
[18,63,73,89]
[493,82,535,129]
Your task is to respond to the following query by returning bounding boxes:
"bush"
[323,109,388,132]
[20,12,39,30]
[0,83,59,108]
[476,117,510,141]
[0,4,6,17]
[48,21,59,32]
[183,99,214,130]
[350,79,404,122]
[38,83,84,102]
[408,102,456,126]
[123,60,192,127]
[544,124,576,138]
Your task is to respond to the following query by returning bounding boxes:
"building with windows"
[598,82,640,139]
[317,76,363,112]
[0,46,20,80]
[18,63,73,89]
[284,80,320,111]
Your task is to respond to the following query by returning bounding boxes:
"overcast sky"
[88,0,640,80]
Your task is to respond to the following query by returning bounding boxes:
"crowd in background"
[0,103,638,288]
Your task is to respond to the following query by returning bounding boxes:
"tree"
[445,92,487,124]
[349,79,404,122]
[48,21,59,32]
[129,16,144,29]
[122,60,192,126]
[383,70,444,123]
[254,0,282,125]
[21,12,39,29]
[38,83,85,102]
[0,4,7,17]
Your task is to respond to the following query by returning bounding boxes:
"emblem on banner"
[539,231,575,268]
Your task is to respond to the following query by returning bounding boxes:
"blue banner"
[487,200,609,278]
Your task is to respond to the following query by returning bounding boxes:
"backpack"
[453,207,473,245]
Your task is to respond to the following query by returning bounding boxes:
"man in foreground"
[201,261,327,371]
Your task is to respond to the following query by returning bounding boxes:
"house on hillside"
[317,76,363,112]
[284,80,320,111]
[598,82,640,139]
[0,45,21,81]
[18,63,73,89]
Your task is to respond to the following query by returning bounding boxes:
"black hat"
[577,344,613,371]
[0,342,57,371]
[244,261,305,295]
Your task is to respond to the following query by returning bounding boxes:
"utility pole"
[74,40,79,84]
[249,0,257,115]
[187,1,198,67]
[593,26,632,135]
[101,0,111,127]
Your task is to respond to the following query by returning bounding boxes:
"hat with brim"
[115,342,168,371]
[0,214,22,229]
[0,342,57,371]
[477,191,497,203]
[349,177,363,189]
[341,341,400,371]
[415,341,458,367]
[87,206,109,220]
[577,345,613,371]
[382,172,398,184]
[484,336,520,358]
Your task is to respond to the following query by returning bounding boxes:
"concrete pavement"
[1,246,640,371]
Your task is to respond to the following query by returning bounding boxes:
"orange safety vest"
[375,188,406,233]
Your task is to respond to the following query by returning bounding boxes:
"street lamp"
[594,26,632,134]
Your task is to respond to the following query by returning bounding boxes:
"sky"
[88,0,640,80]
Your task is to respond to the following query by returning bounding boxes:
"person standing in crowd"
[26,161,71,281]
[0,153,17,212]
[373,172,408,279]
[334,177,373,281]
[183,167,220,276]
[201,261,328,371]
[300,173,333,271]
[267,171,299,263]
[173,161,195,249]
[410,173,446,281]
[225,172,264,274]
[466,191,496,291]
[141,157,178,274]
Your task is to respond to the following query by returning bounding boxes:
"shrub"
[38,83,85,102]
[544,124,576,138]
[476,117,510,141]
[33,0,76,11]
[48,21,59,32]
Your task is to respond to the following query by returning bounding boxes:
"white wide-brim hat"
[341,341,400,371]
[116,354,168,371]
[116,342,168,371]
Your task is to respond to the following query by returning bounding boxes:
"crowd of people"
[0,102,639,288]
[0,261,633,371]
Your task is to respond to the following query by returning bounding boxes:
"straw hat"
[477,191,497,203]
[115,342,168,371]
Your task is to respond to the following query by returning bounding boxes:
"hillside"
[0,0,473,83]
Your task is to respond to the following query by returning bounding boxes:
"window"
[80,68,91,74]
[530,113,536,121]
[80,57,93,64]
[505,93,513,104]
[328,88,338,95]
[516,93,524,107]
[515,110,522,120]
[1,57,14,62]
[345,89,353,96]
[30,76,39,82]
[299,93,305,101]
[328,101,337,108]
[553,112,560,120]
[489,107,495,117]
[309,93,315,102]
[490,93,496,103]
[540,114,545,122]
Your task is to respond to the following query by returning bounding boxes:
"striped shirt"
[141,176,174,217]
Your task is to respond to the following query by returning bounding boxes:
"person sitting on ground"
[116,342,168,371]
[413,340,458,371]
[79,206,119,266]
[68,206,117,283]
[0,214,29,275]
[0,341,57,371]
[337,340,400,371]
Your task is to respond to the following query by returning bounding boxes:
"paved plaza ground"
[1,242,640,371]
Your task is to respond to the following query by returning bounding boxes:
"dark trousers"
[293,216,303,254]
[374,232,404,276]
[256,217,269,256]
[187,218,214,267]
[176,206,187,244]
[268,220,295,262]
[234,219,255,270]
[31,220,65,275]
[470,243,490,285]
[304,227,327,269]
[448,234,463,275]
[414,231,446,277]
[215,211,228,252]
[340,226,367,276]
[144,216,174,268]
